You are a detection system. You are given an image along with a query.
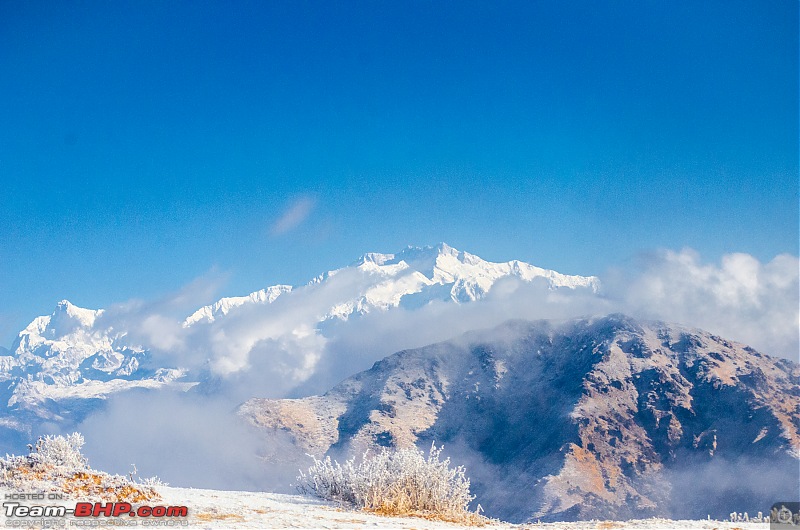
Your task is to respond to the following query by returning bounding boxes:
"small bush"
[297,443,484,525]
[1,433,161,503]
[30,433,89,469]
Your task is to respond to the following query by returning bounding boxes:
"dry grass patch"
[369,504,488,526]
[61,471,159,502]
[195,512,246,522]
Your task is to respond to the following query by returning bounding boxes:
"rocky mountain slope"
[240,315,800,522]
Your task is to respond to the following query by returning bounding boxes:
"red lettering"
[166,506,188,517]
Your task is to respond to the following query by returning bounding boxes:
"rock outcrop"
[240,315,800,521]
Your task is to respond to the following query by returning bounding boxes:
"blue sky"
[0,0,797,345]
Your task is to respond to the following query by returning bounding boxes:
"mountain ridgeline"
[0,244,598,446]
[240,315,800,522]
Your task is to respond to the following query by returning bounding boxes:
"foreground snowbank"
[158,486,767,529]
[0,482,770,529]
[0,436,770,530]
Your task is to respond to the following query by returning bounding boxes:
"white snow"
[187,243,599,329]
[152,487,768,529]
[9,373,195,407]
[0,484,771,530]
[0,299,188,421]
[0,243,600,426]
[184,285,294,326]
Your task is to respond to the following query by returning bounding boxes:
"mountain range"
[0,244,598,440]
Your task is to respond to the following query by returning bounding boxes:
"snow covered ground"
[0,434,775,530]
[155,486,767,530]
[0,484,771,529]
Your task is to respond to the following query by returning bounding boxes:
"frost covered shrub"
[29,433,89,469]
[297,443,484,524]
[0,433,161,503]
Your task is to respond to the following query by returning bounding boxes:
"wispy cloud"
[95,269,228,363]
[270,196,317,236]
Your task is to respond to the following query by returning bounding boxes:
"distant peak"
[352,244,501,279]
[50,299,98,327]
[355,252,394,266]
[395,242,461,261]
[435,242,457,254]
[53,299,81,316]
[422,242,458,254]
[354,243,463,269]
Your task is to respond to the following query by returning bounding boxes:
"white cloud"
[78,390,298,492]
[609,249,799,360]
[270,196,316,236]
[101,248,798,397]
[94,270,227,367]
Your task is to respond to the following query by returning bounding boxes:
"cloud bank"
[303,249,798,392]
[609,249,798,360]
[78,389,299,492]
[97,247,798,397]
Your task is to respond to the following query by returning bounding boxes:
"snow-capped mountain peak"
[353,251,396,267]
[13,300,102,354]
[47,300,102,336]
[183,244,599,330]
[183,284,293,326]
[1,299,189,424]
[355,243,479,278]
[0,244,599,434]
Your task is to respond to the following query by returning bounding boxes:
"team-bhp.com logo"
[3,492,188,527]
